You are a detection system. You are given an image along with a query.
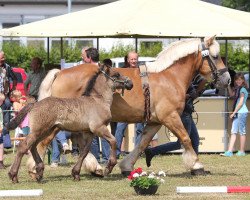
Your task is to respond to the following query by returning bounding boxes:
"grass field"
[0,150,249,200]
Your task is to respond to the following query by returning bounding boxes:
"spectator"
[221,72,248,157]
[24,57,46,100]
[0,51,17,146]
[73,46,89,66]
[0,93,5,169]
[50,131,71,168]
[115,52,144,158]
[79,47,110,164]
[144,74,206,167]
[10,90,30,145]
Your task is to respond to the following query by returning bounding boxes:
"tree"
[222,0,250,12]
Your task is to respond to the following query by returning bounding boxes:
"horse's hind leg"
[8,134,37,183]
[27,128,59,180]
[119,124,161,176]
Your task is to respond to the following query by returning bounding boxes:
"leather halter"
[200,43,228,85]
[100,66,130,95]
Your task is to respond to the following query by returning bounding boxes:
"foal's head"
[83,64,133,96]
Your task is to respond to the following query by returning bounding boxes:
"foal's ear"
[105,65,111,74]
[102,63,110,74]
[204,35,216,47]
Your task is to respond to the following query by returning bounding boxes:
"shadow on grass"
[166,171,239,178]
[42,172,126,183]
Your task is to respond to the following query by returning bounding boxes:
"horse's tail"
[6,103,35,130]
[38,68,60,101]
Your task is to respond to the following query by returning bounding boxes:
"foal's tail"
[6,103,35,130]
[38,68,60,101]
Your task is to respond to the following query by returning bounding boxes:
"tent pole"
[224,39,229,151]
[97,37,99,50]
[135,38,138,52]
[47,37,50,64]
[60,37,63,59]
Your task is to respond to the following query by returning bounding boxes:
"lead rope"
[139,65,151,122]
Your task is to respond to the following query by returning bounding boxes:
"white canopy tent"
[0,0,250,38]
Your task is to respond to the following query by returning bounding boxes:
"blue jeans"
[231,112,248,135]
[90,137,110,162]
[115,122,144,157]
[149,113,199,156]
[51,131,71,163]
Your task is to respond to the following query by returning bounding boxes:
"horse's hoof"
[121,171,131,177]
[191,168,211,176]
[90,172,104,178]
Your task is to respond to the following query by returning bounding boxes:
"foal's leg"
[93,125,117,176]
[27,128,59,180]
[71,132,94,181]
[8,134,38,183]
[30,144,45,182]
[119,124,162,176]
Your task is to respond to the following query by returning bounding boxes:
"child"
[11,90,34,136]
[221,73,248,157]
[0,93,6,169]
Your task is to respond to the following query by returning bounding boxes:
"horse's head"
[198,36,231,89]
[100,64,133,92]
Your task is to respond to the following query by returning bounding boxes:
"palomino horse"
[7,65,133,183]
[27,36,230,178]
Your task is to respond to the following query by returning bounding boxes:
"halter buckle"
[201,49,209,58]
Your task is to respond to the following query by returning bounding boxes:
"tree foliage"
[2,40,248,73]
[220,43,249,72]
[222,0,250,12]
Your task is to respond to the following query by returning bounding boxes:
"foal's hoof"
[73,175,81,181]
[121,171,131,177]
[191,168,211,176]
[28,171,37,181]
[36,175,43,183]
[8,172,19,183]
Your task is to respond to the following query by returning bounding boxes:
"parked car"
[9,67,27,96]
[111,57,156,68]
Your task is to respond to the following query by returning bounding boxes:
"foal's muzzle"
[124,77,133,90]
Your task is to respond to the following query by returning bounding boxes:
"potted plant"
[128,167,165,195]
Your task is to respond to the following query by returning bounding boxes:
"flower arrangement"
[128,167,166,189]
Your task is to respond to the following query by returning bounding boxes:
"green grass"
[0,151,250,200]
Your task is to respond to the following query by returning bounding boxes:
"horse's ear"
[204,35,216,47]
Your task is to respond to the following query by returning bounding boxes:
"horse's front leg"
[162,112,205,175]
[71,132,94,181]
[119,124,162,176]
[26,128,59,180]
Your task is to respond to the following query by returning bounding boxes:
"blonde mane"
[146,38,201,73]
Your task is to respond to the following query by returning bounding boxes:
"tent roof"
[0,0,250,38]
